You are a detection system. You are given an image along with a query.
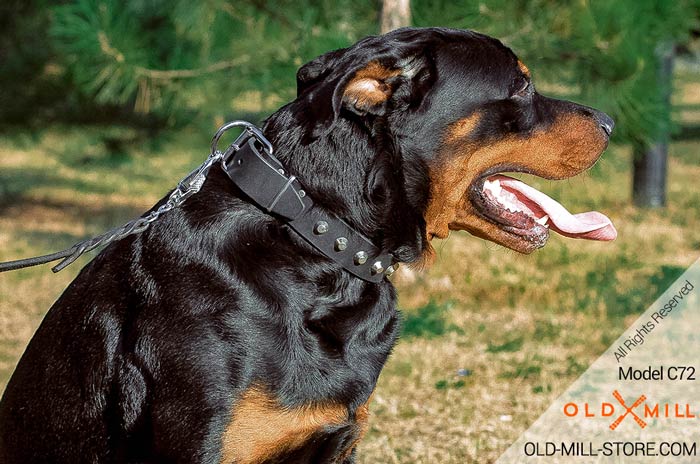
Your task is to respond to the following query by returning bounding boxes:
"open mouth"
[470,174,617,248]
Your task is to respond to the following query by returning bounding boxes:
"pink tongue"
[493,175,617,241]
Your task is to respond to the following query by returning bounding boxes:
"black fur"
[0,27,611,463]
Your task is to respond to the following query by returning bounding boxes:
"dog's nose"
[593,110,615,137]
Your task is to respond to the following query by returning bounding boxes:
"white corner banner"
[498,257,700,463]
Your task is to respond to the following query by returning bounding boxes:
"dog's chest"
[219,386,371,463]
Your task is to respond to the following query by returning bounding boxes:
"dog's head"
[268,27,616,264]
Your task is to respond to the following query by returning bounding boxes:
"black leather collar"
[220,137,397,283]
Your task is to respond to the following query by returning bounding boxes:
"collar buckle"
[222,139,309,221]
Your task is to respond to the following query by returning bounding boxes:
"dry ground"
[0,76,698,463]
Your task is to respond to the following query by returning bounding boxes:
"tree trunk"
[381,0,411,34]
[632,143,668,207]
[632,42,675,208]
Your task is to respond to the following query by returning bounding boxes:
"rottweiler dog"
[0,27,615,463]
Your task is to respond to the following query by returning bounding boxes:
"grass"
[1,75,699,463]
[401,300,462,339]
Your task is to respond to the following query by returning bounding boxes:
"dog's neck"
[263,110,430,265]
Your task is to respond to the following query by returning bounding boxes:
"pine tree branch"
[247,0,294,29]
[134,56,250,80]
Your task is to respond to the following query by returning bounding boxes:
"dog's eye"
[512,78,530,98]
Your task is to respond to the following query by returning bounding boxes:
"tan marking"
[415,113,481,267]
[354,60,403,81]
[424,113,481,243]
[340,391,375,461]
[220,387,348,464]
[343,61,402,111]
[425,113,607,253]
[518,60,530,78]
[445,113,482,143]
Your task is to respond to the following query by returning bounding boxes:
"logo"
[609,390,646,430]
[563,391,696,430]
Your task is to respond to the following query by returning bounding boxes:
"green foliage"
[401,300,461,339]
[435,379,466,390]
[48,0,380,125]
[486,336,524,353]
[500,360,541,379]
[3,0,698,144]
[563,355,586,376]
[532,384,552,394]
[561,260,685,319]
[0,1,65,123]
[533,319,561,341]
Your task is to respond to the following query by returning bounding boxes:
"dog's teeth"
[485,178,524,213]
[535,215,549,226]
[483,179,502,197]
[485,179,501,196]
[491,179,501,196]
[501,199,520,212]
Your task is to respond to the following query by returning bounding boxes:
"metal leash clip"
[213,120,274,170]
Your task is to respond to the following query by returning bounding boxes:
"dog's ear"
[340,61,402,117]
[296,49,346,96]
[296,51,432,138]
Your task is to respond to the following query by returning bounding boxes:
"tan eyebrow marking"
[518,60,530,78]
